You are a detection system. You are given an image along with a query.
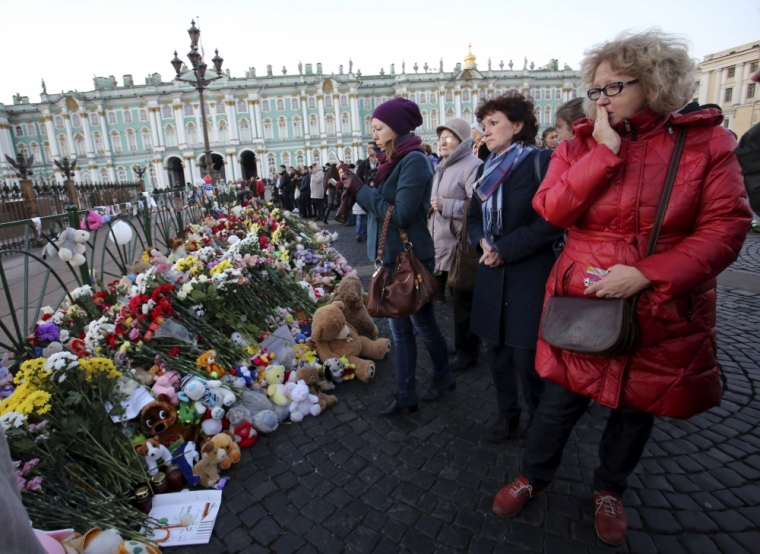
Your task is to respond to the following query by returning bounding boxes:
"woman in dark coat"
[467,92,563,443]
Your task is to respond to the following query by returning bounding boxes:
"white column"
[698,76,710,105]
[154,109,165,147]
[195,105,202,142]
[98,109,112,155]
[44,116,61,159]
[80,112,94,156]
[256,155,264,178]
[306,147,312,166]
[713,69,723,104]
[227,153,237,181]
[261,151,269,176]
[63,112,76,156]
[248,100,259,139]
[187,156,198,183]
[0,127,7,180]
[107,165,115,181]
[736,62,746,104]
[317,95,326,137]
[175,104,187,147]
[350,91,360,134]
[301,91,310,139]
[147,109,159,150]
[211,104,219,143]
[439,86,446,121]
[455,87,462,118]
[321,145,328,163]
[155,159,167,188]
[226,97,239,144]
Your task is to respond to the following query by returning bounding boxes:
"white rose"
[198,275,208,283]
[177,290,187,300]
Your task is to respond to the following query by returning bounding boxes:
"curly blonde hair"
[581,29,697,119]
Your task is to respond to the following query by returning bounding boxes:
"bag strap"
[375,205,395,264]
[646,127,687,257]
[458,199,471,252]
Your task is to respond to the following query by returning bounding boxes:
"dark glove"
[339,162,364,195]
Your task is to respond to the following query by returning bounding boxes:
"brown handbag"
[540,127,687,357]
[446,199,480,291]
[366,206,439,319]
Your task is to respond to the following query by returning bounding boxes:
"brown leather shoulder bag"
[366,205,439,319]
[446,198,480,291]
[541,127,687,357]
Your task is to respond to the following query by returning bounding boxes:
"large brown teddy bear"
[296,365,337,410]
[140,393,198,448]
[333,275,379,340]
[309,301,390,382]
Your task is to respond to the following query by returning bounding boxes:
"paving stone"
[346,525,381,554]
[506,520,544,552]
[250,517,282,546]
[708,509,755,532]
[270,532,306,554]
[400,530,435,554]
[436,523,472,551]
[674,510,719,533]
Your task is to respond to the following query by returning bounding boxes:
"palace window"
[276,98,285,111]
[328,149,338,164]
[111,131,122,154]
[100,168,109,182]
[308,96,316,109]
[216,102,225,115]
[291,97,299,110]
[138,109,148,122]
[261,99,271,112]
[39,124,47,136]
[727,66,736,78]
[324,95,333,109]
[340,94,348,108]
[341,112,350,134]
[325,114,336,136]
[162,105,172,119]
[534,106,542,125]
[148,165,157,187]
[16,143,28,158]
[572,89,578,99]
[237,99,247,113]
[264,119,274,140]
[186,123,198,146]
[309,114,319,136]
[445,89,453,103]
[462,89,471,102]
[58,134,70,157]
[184,103,194,116]
[748,83,756,99]
[445,108,455,119]
[165,125,178,148]
[81,170,92,183]
[555,89,562,99]
[430,92,438,104]
[421,111,430,130]
[43,141,51,160]
[89,112,99,126]
[14,125,23,137]
[218,120,229,143]
[126,129,137,153]
[282,152,291,167]
[54,115,64,129]
[296,151,305,166]
[93,132,105,154]
[462,108,473,124]
[117,166,128,183]
[363,98,371,111]
[344,148,353,164]
[74,134,85,156]
[107,111,116,125]
[293,117,303,139]
[141,128,152,150]
[278,117,288,140]
[124,110,133,124]
[30,142,41,162]
[364,115,372,135]
[751,62,759,73]
[239,118,252,142]
[71,113,81,127]
[431,109,439,128]
[204,102,211,114]
[312,150,321,165]
[725,88,733,102]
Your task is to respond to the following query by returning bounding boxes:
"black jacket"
[357,157,379,185]
[300,172,311,194]
[737,123,760,214]
[280,171,292,192]
[466,150,563,348]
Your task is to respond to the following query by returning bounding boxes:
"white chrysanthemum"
[0,411,28,431]
[71,285,93,300]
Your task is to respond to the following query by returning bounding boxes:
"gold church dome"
[464,44,477,69]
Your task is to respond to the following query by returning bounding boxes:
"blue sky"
[1,0,759,104]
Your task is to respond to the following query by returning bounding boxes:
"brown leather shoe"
[492,476,539,518]
[594,491,627,546]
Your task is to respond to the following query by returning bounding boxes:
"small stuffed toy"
[45,228,90,267]
[178,375,224,418]
[226,406,258,448]
[173,440,200,487]
[265,365,289,406]
[193,441,227,488]
[323,358,345,384]
[140,393,198,447]
[285,379,321,422]
[79,210,106,231]
[211,432,241,470]
[309,302,390,382]
[135,437,173,476]
[201,409,224,437]
[151,370,181,405]
[333,275,379,339]
[0,353,14,399]
[197,349,225,378]
[296,365,337,411]
[239,389,279,433]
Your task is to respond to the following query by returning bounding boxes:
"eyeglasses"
[587,79,639,101]
[439,136,458,144]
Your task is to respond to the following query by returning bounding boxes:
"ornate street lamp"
[171,20,224,187]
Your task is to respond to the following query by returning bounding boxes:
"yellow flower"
[209,259,232,276]
[119,342,130,354]
[78,357,122,383]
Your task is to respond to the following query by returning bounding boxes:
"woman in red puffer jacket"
[491,30,752,546]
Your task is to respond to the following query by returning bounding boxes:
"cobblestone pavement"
[175,224,760,554]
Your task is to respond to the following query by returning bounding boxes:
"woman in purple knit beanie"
[340,97,455,416]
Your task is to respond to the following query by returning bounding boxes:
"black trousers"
[312,198,324,220]
[487,344,545,420]
[523,381,655,496]
[299,194,312,217]
[451,287,479,358]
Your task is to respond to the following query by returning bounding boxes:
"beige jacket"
[428,138,483,272]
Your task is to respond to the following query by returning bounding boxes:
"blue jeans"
[355,214,367,238]
[387,257,452,406]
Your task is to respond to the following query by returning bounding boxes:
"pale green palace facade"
[0,50,582,190]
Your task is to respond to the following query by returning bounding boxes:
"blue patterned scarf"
[475,143,534,246]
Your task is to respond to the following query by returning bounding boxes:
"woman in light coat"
[310,164,325,221]
[428,118,483,372]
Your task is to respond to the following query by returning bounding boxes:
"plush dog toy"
[135,437,173,476]
[332,275,379,340]
[309,302,390,382]
[151,370,181,405]
[44,228,90,267]
[193,442,226,488]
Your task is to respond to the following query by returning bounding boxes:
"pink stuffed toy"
[80,210,106,231]
[151,370,180,405]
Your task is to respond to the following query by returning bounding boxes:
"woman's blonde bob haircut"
[581,29,697,119]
